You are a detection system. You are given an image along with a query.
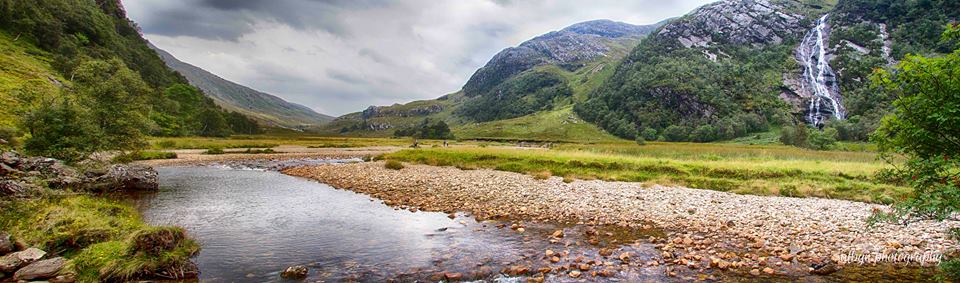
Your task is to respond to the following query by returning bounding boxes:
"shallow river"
[127,165,937,282]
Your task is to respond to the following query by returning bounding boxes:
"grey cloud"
[125,0,715,115]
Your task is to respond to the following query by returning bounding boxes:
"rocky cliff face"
[462,19,665,97]
[656,0,808,48]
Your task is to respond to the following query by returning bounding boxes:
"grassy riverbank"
[0,196,198,281]
[381,142,907,204]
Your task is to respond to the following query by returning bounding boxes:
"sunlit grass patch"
[382,144,908,204]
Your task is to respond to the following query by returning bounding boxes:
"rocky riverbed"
[284,161,959,280]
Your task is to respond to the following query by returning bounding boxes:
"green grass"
[453,107,621,143]
[381,143,908,204]
[112,151,178,163]
[0,196,199,282]
[0,31,65,129]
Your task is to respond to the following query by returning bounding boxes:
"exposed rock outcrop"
[463,19,666,97]
[656,0,808,48]
[0,151,160,197]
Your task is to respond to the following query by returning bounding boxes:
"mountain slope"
[577,0,957,142]
[319,19,667,141]
[151,45,333,129]
[0,0,262,137]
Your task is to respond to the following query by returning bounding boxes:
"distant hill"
[319,19,667,141]
[151,45,333,129]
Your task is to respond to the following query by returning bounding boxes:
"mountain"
[319,19,667,141]
[151,45,333,129]
[576,0,958,142]
[0,0,262,137]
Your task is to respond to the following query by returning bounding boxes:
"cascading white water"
[798,15,845,127]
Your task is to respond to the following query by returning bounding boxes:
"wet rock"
[578,264,591,271]
[551,230,564,238]
[568,270,582,278]
[13,257,65,280]
[443,272,463,281]
[0,232,12,255]
[280,265,308,279]
[0,248,45,272]
[810,261,839,275]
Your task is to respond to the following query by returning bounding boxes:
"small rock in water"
[569,270,582,278]
[552,230,564,238]
[443,272,463,281]
[280,265,309,279]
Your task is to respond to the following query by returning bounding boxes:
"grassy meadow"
[144,133,905,204]
[381,141,907,204]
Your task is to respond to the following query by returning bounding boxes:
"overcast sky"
[123,0,714,116]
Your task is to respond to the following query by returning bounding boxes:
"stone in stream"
[13,257,65,280]
[280,265,308,279]
[86,165,160,191]
[0,248,45,272]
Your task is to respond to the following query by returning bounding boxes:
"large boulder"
[0,232,13,255]
[86,165,159,191]
[0,247,45,272]
[13,257,65,280]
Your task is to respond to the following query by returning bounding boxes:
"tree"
[22,100,101,162]
[807,127,838,150]
[780,123,809,148]
[871,24,960,220]
[72,58,150,151]
[641,128,658,141]
[663,125,690,142]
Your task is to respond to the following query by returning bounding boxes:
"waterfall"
[797,15,845,127]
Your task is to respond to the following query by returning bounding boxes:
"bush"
[635,134,646,145]
[384,160,405,170]
[203,147,225,155]
[808,128,839,150]
[532,171,552,180]
[663,125,690,142]
[641,128,658,141]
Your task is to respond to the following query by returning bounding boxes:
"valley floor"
[284,161,957,277]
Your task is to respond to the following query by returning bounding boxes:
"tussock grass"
[0,196,198,282]
[382,145,908,204]
[384,160,405,170]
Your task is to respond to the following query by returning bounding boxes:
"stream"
[124,164,938,282]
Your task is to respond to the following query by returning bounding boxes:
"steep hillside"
[320,19,666,140]
[151,44,333,129]
[0,32,65,130]
[578,0,957,142]
[0,0,262,137]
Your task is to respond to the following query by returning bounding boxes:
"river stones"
[280,265,308,279]
[13,257,65,280]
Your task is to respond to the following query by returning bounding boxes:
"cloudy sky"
[123,0,714,116]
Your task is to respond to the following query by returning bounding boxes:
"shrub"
[641,128,658,141]
[384,160,404,170]
[203,147,225,155]
[532,171,552,180]
[635,134,646,145]
[808,128,838,150]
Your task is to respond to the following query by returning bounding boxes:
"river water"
[127,165,937,282]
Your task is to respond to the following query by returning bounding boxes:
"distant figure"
[443,140,448,147]
[411,138,419,148]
